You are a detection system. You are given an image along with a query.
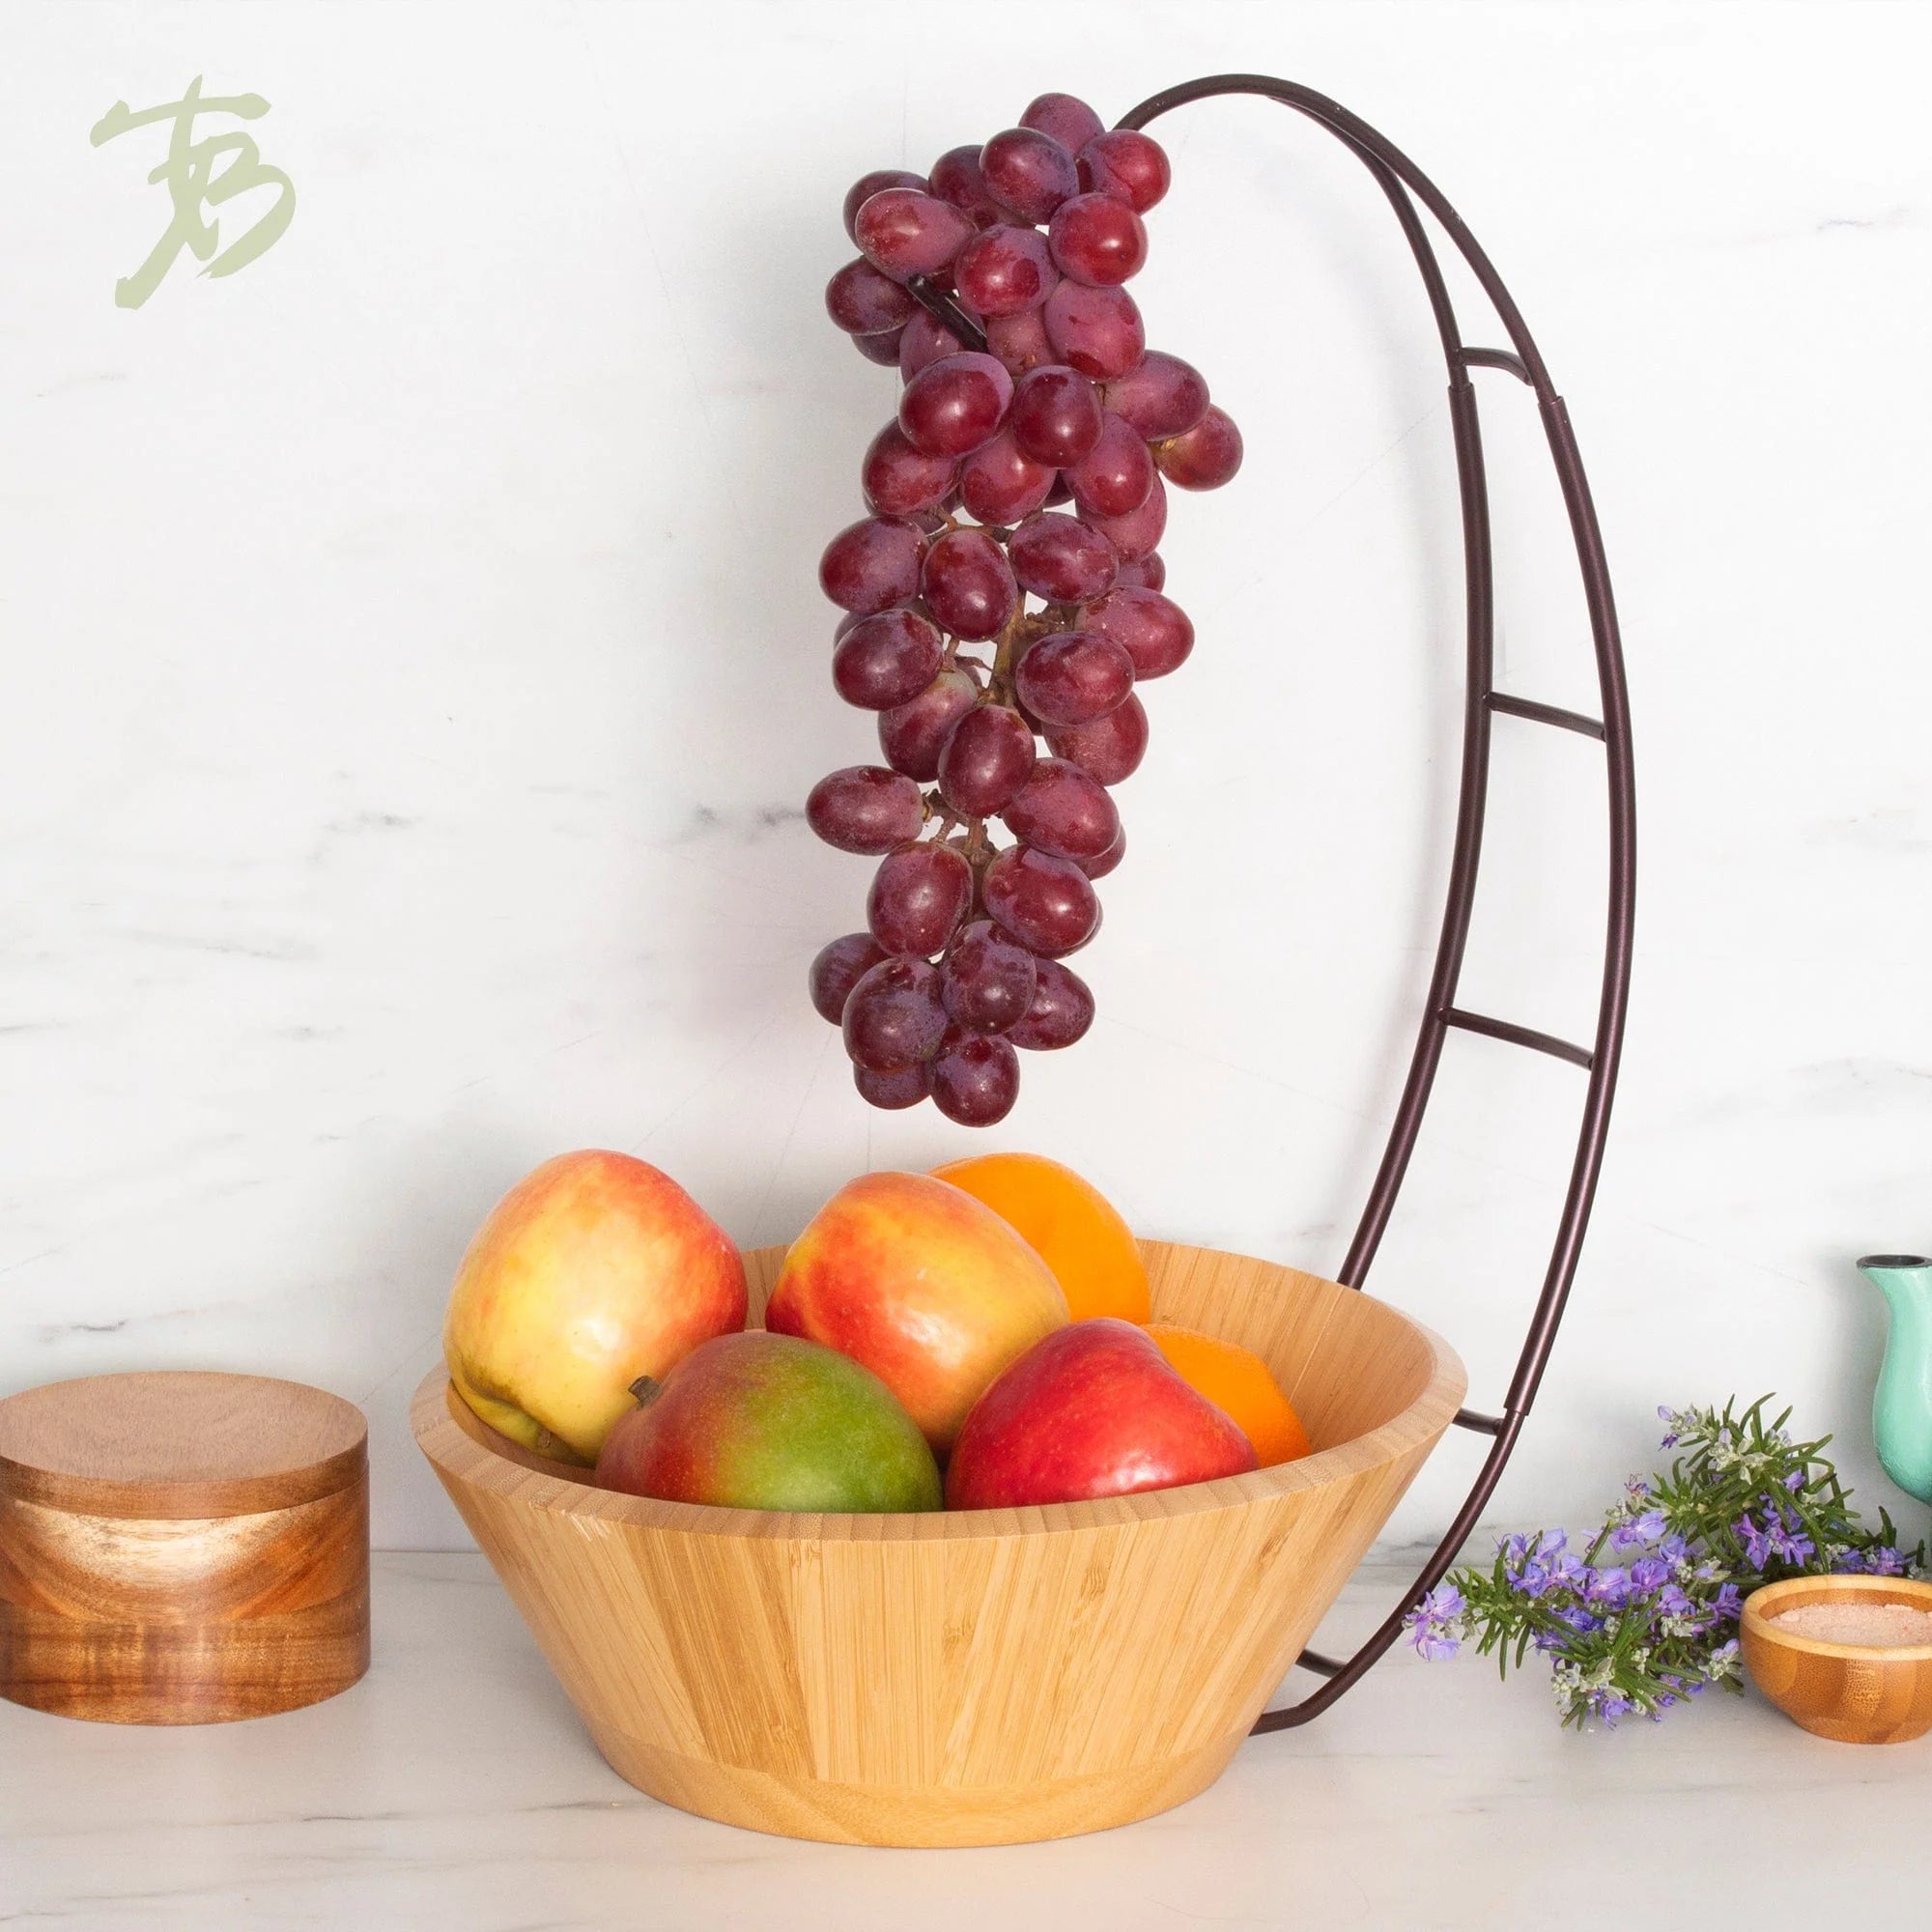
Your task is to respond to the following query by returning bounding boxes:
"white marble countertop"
[6,1551,1923,1928]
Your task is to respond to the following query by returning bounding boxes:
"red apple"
[946,1318,1258,1509]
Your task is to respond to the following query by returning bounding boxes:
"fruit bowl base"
[589,1722,1238,1847]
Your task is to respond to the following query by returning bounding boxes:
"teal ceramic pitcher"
[1859,1255,1932,1506]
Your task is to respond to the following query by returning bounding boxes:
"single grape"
[1009,956,1094,1049]
[1046,193,1148,288]
[846,166,927,240]
[854,188,975,281]
[957,431,1055,526]
[937,701,1037,817]
[832,608,945,709]
[852,328,905,366]
[898,352,1014,458]
[861,422,956,518]
[921,526,1018,639]
[1066,411,1155,519]
[981,845,1101,956]
[953,224,1058,318]
[1047,691,1148,784]
[979,127,1079,224]
[844,168,926,242]
[1116,550,1165,591]
[928,1029,1021,1126]
[819,517,927,614]
[899,306,966,380]
[1075,130,1171,213]
[1104,351,1209,440]
[806,766,926,854]
[842,954,949,1069]
[982,307,1053,377]
[854,1060,929,1109]
[867,842,973,955]
[941,920,1037,1033]
[1008,512,1118,603]
[927,144,1003,228]
[1079,586,1193,679]
[1078,824,1126,879]
[1000,757,1120,862]
[1008,363,1103,467]
[878,668,977,780]
[1013,630,1134,727]
[825,257,917,334]
[810,932,888,1025]
[1154,405,1243,489]
[1020,93,1106,155]
[1082,471,1166,560]
[1043,282,1145,381]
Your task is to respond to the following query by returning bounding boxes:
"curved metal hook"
[1107,74,1636,1727]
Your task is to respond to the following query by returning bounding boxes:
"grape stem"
[904,275,989,353]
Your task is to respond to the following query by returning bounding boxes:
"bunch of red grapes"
[806,91,1242,1126]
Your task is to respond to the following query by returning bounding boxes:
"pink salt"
[1770,1601,1932,1646]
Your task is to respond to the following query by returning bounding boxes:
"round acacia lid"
[0,1371,366,1520]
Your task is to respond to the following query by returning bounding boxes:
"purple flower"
[1630,1555,1673,1594]
[1734,1512,1773,1570]
[1660,1533,1690,1565]
[1610,1509,1668,1550]
[1843,1544,1909,1577]
[1502,1528,1575,1600]
[1658,1405,1684,1448]
[1782,1469,1804,1492]
[1589,1690,1636,1726]
[1712,1581,1744,1620]
[1406,1582,1465,1661]
[1585,1566,1633,1608]
[1765,1506,1814,1566]
[1655,1583,1695,1620]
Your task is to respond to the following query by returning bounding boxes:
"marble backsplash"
[3,0,1928,1549]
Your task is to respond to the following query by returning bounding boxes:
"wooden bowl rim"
[412,1239,1465,1542]
[1742,1575,1932,1662]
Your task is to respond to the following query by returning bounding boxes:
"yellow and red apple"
[443,1150,746,1463]
[766,1171,1068,1454]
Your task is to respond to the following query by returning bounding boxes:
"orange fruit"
[929,1152,1150,1323]
[1143,1324,1312,1466]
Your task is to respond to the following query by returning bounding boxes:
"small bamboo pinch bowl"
[1741,1575,1932,1745]
[413,1238,1463,1846]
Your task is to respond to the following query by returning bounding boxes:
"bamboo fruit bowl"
[412,1238,1464,1846]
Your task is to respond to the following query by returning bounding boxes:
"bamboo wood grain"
[1741,1575,1932,1745]
[413,1240,1465,1845]
[0,1372,370,1724]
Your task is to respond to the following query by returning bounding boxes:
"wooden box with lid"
[0,1370,369,1724]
